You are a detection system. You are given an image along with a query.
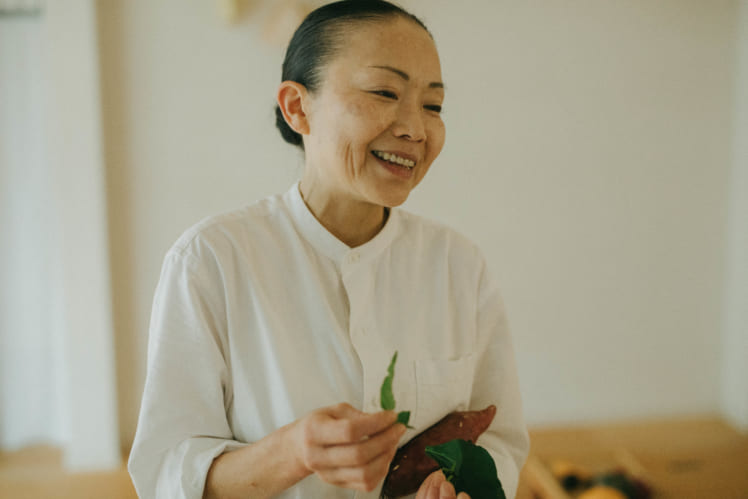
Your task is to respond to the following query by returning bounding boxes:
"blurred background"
[1,0,746,496]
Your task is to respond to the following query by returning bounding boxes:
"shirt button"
[348,252,360,263]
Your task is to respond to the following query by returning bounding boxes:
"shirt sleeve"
[470,257,530,499]
[128,249,246,499]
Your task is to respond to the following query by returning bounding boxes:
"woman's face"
[302,16,446,208]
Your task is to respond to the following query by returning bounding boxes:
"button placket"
[342,251,366,344]
[342,255,391,417]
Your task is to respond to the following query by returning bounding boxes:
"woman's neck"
[298,180,387,248]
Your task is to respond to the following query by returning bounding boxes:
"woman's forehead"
[329,18,441,79]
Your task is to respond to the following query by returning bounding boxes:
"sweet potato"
[381,405,497,498]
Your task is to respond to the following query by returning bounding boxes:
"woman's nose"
[392,101,426,142]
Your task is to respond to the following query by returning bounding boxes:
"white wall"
[0,0,121,468]
[409,0,735,426]
[722,0,748,432]
[0,13,66,450]
[45,0,121,469]
[97,0,739,447]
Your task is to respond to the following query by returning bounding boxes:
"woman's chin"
[376,190,411,209]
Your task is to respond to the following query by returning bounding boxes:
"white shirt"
[128,183,529,499]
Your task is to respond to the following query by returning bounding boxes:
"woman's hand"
[415,470,471,499]
[291,402,407,492]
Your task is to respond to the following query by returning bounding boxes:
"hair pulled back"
[275,0,430,149]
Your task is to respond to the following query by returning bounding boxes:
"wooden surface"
[0,445,136,499]
[1,416,746,498]
[517,415,748,499]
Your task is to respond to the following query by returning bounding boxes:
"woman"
[128,1,529,498]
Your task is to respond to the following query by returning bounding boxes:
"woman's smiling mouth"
[372,150,416,169]
[371,150,417,179]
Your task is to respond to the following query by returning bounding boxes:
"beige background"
[92,0,744,450]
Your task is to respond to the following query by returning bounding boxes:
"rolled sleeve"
[128,250,243,499]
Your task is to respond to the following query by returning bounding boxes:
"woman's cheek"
[352,100,392,133]
[434,116,446,145]
[427,121,446,162]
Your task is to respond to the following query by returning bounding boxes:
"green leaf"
[425,439,461,476]
[380,351,398,411]
[397,410,414,429]
[426,439,506,499]
[380,352,414,429]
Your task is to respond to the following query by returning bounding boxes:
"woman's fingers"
[307,403,398,445]
[416,470,442,499]
[316,443,399,492]
[416,470,460,499]
[293,402,407,491]
[439,479,457,499]
[314,421,405,468]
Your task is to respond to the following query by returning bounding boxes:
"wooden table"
[516,416,748,499]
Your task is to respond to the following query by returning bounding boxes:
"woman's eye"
[372,90,398,99]
[424,104,443,113]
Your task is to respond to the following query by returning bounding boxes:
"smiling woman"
[127,2,529,499]
[279,13,446,244]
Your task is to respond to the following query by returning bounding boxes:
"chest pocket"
[414,354,475,430]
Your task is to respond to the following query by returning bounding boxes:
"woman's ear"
[277,81,311,136]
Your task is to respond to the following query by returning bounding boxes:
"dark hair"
[274,0,431,149]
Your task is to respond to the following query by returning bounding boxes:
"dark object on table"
[381,405,497,498]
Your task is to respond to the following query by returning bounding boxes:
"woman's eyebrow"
[369,65,444,89]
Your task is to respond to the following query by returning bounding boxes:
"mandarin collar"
[284,182,400,265]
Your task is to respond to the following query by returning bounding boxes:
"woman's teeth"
[373,150,415,169]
